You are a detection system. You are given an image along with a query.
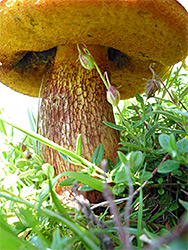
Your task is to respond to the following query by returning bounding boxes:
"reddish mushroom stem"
[39,44,119,197]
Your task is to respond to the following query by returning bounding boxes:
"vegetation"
[0,53,188,250]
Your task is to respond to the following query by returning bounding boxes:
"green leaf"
[48,179,70,217]
[157,160,180,173]
[152,111,182,123]
[118,151,128,165]
[120,143,144,151]
[159,134,169,150]
[58,152,71,163]
[177,138,188,154]
[158,188,165,195]
[91,144,104,166]
[168,134,178,157]
[133,113,151,128]
[103,121,125,131]
[114,165,127,184]
[58,177,76,186]
[76,134,82,156]
[169,203,179,212]
[145,123,159,140]
[168,134,177,150]
[129,151,144,171]
[179,199,188,211]
[59,172,105,192]
[139,170,153,182]
[0,214,37,250]
[135,93,144,105]
[18,169,38,178]
[158,126,186,135]
[137,186,143,248]
[112,183,125,195]
[179,86,188,99]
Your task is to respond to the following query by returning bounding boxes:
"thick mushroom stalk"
[39,44,119,195]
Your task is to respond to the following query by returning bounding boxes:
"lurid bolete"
[0,0,188,200]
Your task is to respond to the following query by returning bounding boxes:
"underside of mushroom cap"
[0,46,168,98]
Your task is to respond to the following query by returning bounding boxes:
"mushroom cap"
[0,0,187,97]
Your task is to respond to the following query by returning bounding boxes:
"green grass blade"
[0,116,93,168]
[59,171,106,192]
[76,134,82,156]
[137,186,143,248]
[0,192,101,250]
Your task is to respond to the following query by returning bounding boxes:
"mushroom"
[0,0,187,200]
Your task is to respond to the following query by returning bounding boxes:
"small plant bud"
[107,86,120,106]
[79,53,95,70]
[77,43,95,70]
[145,79,161,98]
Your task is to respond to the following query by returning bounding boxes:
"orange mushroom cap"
[0,0,187,98]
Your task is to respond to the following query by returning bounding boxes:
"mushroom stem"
[39,44,119,197]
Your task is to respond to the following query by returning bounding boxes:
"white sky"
[0,84,38,129]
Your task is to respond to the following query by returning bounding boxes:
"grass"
[0,59,188,250]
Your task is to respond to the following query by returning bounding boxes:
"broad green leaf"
[168,134,178,157]
[157,160,180,173]
[177,138,188,154]
[103,121,125,131]
[169,203,179,212]
[135,93,144,105]
[112,183,125,195]
[159,134,169,150]
[59,172,105,192]
[129,151,144,171]
[139,170,153,182]
[0,215,37,250]
[118,151,128,165]
[114,165,127,184]
[91,144,104,166]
